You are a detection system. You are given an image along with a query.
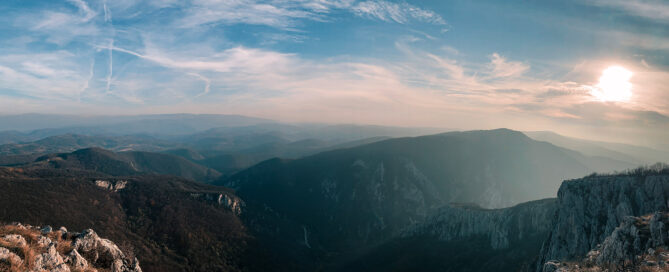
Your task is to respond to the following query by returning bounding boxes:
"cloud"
[105,39,114,93]
[584,0,669,23]
[103,43,298,75]
[24,8,99,45]
[66,0,97,22]
[1,0,668,147]
[103,0,112,22]
[488,53,529,78]
[177,0,446,29]
[188,73,211,97]
[351,0,446,25]
[21,62,59,77]
[178,0,317,29]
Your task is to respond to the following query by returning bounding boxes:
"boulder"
[2,234,27,247]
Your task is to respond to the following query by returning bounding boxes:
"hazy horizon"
[0,112,668,153]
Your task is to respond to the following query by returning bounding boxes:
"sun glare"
[591,66,633,102]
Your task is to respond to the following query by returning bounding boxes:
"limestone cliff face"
[340,198,557,272]
[537,173,669,271]
[404,198,557,250]
[541,212,669,271]
[189,192,245,215]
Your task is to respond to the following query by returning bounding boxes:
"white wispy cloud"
[103,0,112,22]
[21,62,59,77]
[188,73,211,97]
[1,0,667,145]
[488,53,529,78]
[177,0,446,29]
[352,0,446,25]
[178,0,316,29]
[66,0,97,22]
[585,0,669,23]
[105,39,114,93]
[25,8,99,45]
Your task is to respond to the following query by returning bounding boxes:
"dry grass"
[0,224,76,271]
[46,230,73,255]
[0,225,38,271]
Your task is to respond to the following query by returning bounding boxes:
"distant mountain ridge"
[0,113,274,135]
[525,131,669,166]
[0,134,173,156]
[30,148,221,183]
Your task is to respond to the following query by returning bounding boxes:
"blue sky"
[0,0,668,145]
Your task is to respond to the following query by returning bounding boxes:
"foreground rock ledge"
[0,223,141,272]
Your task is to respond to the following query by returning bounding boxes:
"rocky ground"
[0,223,141,272]
[543,212,669,272]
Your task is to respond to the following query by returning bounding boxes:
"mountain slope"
[0,167,285,272]
[0,134,175,157]
[219,129,633,257]
[339,199,556,272]
[31,148,221,182]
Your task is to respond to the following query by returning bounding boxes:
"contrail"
[188,73,211,97]
[78,57,95,102]
[106,39,113,94]
[103,0,112,22]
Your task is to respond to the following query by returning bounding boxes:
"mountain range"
[1,115,669,271]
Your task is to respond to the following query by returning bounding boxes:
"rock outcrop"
[0,223,141,272]
[95,179,128,192]
[537,171,669,271]
[404,198,557,250]
[539,212,669,271]
[339,198,557,272]
[189,192,245,215]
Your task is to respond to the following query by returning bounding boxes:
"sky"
[0,0,668,147]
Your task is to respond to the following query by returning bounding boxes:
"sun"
[590,66,633,102]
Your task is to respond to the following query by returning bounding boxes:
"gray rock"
[542,260,560,272]
[191,192,245,215]
[649,212,667,247]
[33,243,69,272]
[536,174,669,271]
[41,225,53,234]
[74,229,126,266]
[73,229,141,272]
[0,246,22,265]
[2,234,27,247]
[403,198,556,250]
[36,236,52,248]
[0,224,141,272]
[64,249,89,271]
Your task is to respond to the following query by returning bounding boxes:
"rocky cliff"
[222,129,631,259]
[339,199,557,272]
[0,223,141,272]
[404,198,557,250]
[537,169,669,271]
[542,212,669,271]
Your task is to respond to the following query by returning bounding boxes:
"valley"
[0,114,667,271]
